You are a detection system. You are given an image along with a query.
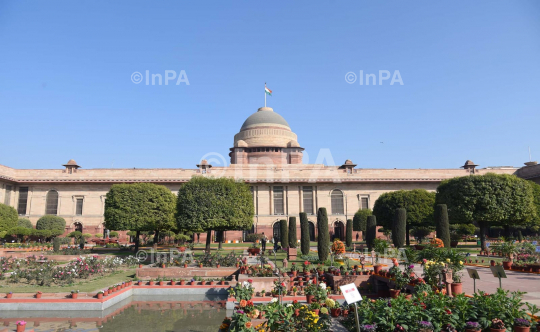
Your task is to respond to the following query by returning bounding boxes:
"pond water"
[0,295,229,332]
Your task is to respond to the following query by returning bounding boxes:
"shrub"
[288,217,297,248]
[244,233,264,243]
[353,208,372,233]
[435,204,450,248]
[53,237,61,252]
[411,226,432,243]
[346,219,353,248]
[36,215,66,233]
[17,218,33,229]
[109,231,119,238]
[392,208,406,248]
[68,231,82,240]
[279,219,288,249]
[317,208,329,262]
[366,216,377,250]
[300,212,310,256]
[82,233,92,239]
[0,203,17,232]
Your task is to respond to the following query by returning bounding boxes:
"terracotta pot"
[298,281,304,286]
[490,260,496,266]
[216,264,220,269]
[137,281,142,286]
[306,295,314,303]
[104,290,109,296]
[180,280,185,285]
[209,281,215,285]
[199,264,203,268]
[373,265,382,274]
[16,324,25,332]
[149,281,155,286]
[161,264,166,268]
[177,246,186,252]
[503,261,513,270]
[330,308,341,317]
[35,293,42,299]
[389,289,400,298]
[312,309,320,315]
[451,283,463,296]
[292,271,297,277]
[97,293,103,299]
[513,327,530,332]
[170,281,176,286]
[71,293,78,299]
[6,293,12,298]
[490,329,506,332]
[159,281,164,286]
[190,281,196,285]
[139,264,142,268]
[219,281,225,285]
[184,264,188,268]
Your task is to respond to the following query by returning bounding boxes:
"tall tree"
[0,203,17,232]
[392,208,406,248]
[373,189,435,246]
[434,204,450,248]
[299,212,310,255]
[104,183,176,252]
[280,219,289,249]
[353,208,372,239]
[317,207,329,262]
[345,219,353,248]
[366,215,377,250]
[288,217,297,249]
[436,173,536,251]
[176,177,254,253]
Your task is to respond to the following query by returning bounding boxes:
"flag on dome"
[265,84,272,96]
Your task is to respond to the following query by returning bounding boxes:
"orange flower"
[239,299,247,307]
[245,322,252,328]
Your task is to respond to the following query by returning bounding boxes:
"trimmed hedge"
[280,219,288,249]
[317,207,329,262]
[300,213,310,255]
[353,208,372,233]
[346,219,353,248]
[392,208,406,248]
[366,215,377,250]
[435,204,450,248]
[36,215,66,233]
[0,203,17,232]
[17,218,33,229]
[288,217,297,248]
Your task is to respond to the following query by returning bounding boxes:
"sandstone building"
[0,106,532,242]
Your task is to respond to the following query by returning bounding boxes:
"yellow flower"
[446,259,451,263]
[459,261,463,265]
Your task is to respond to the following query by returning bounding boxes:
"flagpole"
[264,83,267,107]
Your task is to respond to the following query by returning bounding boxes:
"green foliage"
[105,183,176,235]
[79,235,85,249]
[0,203,18,232]
[300,212,310,256]
[317,207,329,262]
[176,177,254,232]
[53,237,61,252]
[68,231,82,240]
[17,218,33,229]
[453,223,476,236]
[109,231,119,238]
[366,215,377,250]
[436,173,536,250]
[288,216,297,248]
[280,219,288,249]
[353,208,372,232]
[244,233,264,242]
[410,226,432,243]
[373,189,436,230]
[345,219,353,248]
[36,215,66,233]
[435,204,451,248]
[82,233,92,239]
[392,208,406,248]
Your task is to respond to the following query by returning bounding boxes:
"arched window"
[74,222,83,233]
[46,190,59,215]
[331,189,344,215]
[333,221,345,241]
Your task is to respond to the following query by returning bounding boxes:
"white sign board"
[536,246,540,253]
[339,283,362,304]
[486,242,490,248]
[532,241,537,245]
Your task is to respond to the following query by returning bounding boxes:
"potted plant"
[149,278,155,286]
[418,321,434,332]
[390,270,410,298]
[491,318,506,332]
[179,278,186,285]
[260,288,266,296]
[170,279,176,286]
[71,290,79,299]
[6,292,13,299]
[219,278,226,286]
[514,318,531,332]
[304,283,317,303]
[290,263,298,277]
[35,291,42,299]
[16,320,26,332]
[97,290,104,299]
[441,324,457,332]
[465,322,482,332]
[190,278,196,286]
[310,302,321,315]
[209,279,215,285]
[499,241,518,270]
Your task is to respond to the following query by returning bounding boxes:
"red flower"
[281,282,285,287]
[304,261,309,266]
[445,309,452,314]
[247,279,253,284]
[293,300,298,304]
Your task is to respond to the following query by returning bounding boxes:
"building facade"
[0,106,530,242]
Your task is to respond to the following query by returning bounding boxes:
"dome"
[240,107,290,131]
[235,140,248,147]
[287,140,300,148]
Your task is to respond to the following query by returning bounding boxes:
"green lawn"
[0,269,136,293]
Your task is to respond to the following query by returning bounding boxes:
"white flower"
[319,282,326,289]
[308,280,313,284]
[270,298,278,303]
[287,304,293,307]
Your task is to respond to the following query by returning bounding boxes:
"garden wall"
[136,267,238,279]
[324,273,372,291]
[237,274,290,293]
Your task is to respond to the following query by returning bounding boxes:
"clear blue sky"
[1,1,539,170]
